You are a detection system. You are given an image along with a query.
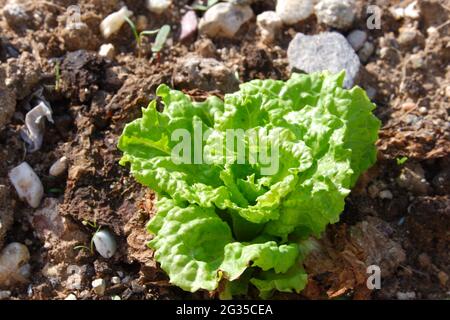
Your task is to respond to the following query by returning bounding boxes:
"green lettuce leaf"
[119,71,380,298]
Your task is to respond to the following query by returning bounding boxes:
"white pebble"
[91,278,106,296]
[0,243,30,288]
[315,0,356,30]
[276,0,314,25]
[93,229,117,259]
[111,276,121,285]
[257,11,283,44]
[147,0,172,15]
[98,43,115,59]
[379,190,393,200]
[49,156,68,177]
[9,162,44,208]
[100,6,133,39]
[64,293,77,300]
[198,2,254,38]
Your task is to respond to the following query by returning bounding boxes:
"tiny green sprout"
[74,220,101,255]
[396,156,408,165]
[124,16,169,58]
[152,24,171,54]
[192,0,220,11]
[54,61,61,91]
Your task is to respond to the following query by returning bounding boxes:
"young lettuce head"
[118,71,381,298]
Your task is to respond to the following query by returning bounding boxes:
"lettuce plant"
[118,72,380,298]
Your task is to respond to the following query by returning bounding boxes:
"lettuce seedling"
[118,72,380,298]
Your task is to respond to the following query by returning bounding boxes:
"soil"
[0,0,448,300]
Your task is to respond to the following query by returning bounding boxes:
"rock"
[358,42,375,63]
[315,0,356,30]
[93,229,117,259]
[0,243,30,288]
[257,11,283,44]
[396,291,416,300]
[397,164,430,195]
[275,0,314,25]
[390,1,420,20]
[147,0,172,14]
[194,38,217,58]
[173,54,240,93]
[397,26,424,50]
[438,271,448,287]
[60,22,95,52]
[347,30,367,51]
[0,185,14,250]
[111,276,121,285]
[198,3,253,38]
[179,10,198,41]
[91,278,106,296]
[4,52,41,100]
[64,293,77,300]
[98,44,115,60]
[49,156,68,177]
[0,63,16,130]
[379,190,393,200]
[2,2,29,29]
[8,162,44,208]
[0,290,11,300]
[100,6,133,39]
[287,32,360,88]
[350,217,406,277]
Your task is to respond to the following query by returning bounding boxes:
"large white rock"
[276,0,314,25]
[287,32,361,88]
[100,6,133,39]
[315,0,356,30]
[198,3,254,38]
[9,162,44,208]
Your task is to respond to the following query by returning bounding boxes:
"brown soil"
[0,0,448,300]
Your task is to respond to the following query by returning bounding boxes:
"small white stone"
[315,0,356,30]
[276,0,314,25]
[0,243,31,287]
[49,156,68,177]
[404,1,419,19]
[98,44,115,60]
[347,30,367,51]
[396,291,416,300]
[111,276,121,285]
[147,0,172,15]
[9,162,44,208]
[198,3,254,38]
[64,293,77,300]
[379,190,393,200]
[93,229,117,259]
[0,290,11,300]
[257,11,282,44]
[100,6,133,39]
[91,278,106,296]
